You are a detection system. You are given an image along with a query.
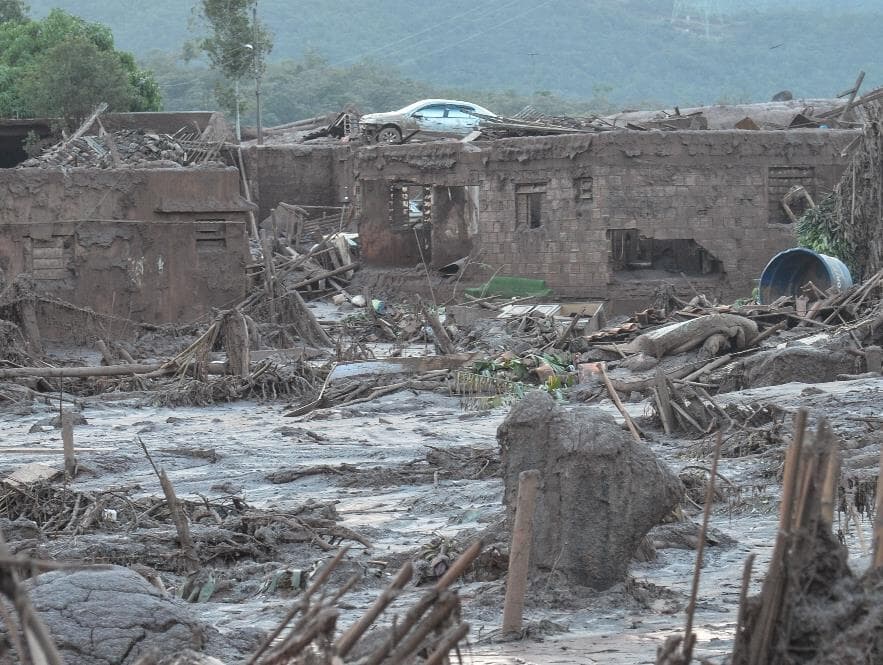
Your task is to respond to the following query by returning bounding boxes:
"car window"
[446,106,476,118]
[414,105,446,118]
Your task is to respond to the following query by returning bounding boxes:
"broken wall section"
[355,142,482,269]
[243,144,352,222]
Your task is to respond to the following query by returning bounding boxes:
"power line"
[396,0,557,69]
[331,0,527,67]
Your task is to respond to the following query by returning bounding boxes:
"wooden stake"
[682,432,723,660]
[838,70,866,121]
[335,561,413,657]
[820,447,840,529]
[221,309,251,378]
[600,362,642,443]
[872,445,883,569]
[61,414,76,479]
[260,231,277,324]
[654,368,675,435]
[502,469,540,636]
[733,552,756,652]
[158,469,197,571]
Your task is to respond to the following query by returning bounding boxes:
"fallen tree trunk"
[0,362,228,379]
[629,314,758,358]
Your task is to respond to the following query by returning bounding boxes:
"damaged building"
[0,112,251,340]
[352,129,858,311]
[0,106,863,328]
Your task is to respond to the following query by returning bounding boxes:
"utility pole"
[253,4,263,145]
[234,79,241,142]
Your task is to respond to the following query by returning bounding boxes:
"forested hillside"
[23,0,883,116]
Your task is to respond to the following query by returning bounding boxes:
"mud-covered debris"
[23,566,233,665]
[740,346,859,388]
[498,391,683,590]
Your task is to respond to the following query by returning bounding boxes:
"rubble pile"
[258,109,360,145]
[729,415,883,665]
[20,128,226,169]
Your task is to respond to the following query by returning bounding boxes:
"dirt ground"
[2,354,879,664]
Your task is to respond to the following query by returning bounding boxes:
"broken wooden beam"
[502,469,540,636]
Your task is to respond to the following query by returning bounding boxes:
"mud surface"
[1,375,881,664]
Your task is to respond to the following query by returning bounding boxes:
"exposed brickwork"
[354,130,859,305]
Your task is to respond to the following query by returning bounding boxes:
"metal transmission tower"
[671,0,724,39]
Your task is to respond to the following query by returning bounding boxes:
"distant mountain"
[25,0,883,106]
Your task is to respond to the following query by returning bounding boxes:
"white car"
[359,99,495,144]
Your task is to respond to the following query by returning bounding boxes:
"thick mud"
[1,375,880,664]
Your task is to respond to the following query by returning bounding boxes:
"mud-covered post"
[502,469,540,636]
[222,309,251,377]
[61,413,76,479]
[866,345,882,374]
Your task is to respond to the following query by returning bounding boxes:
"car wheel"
[377,126,402,144]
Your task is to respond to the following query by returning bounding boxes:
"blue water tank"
[758,248,852,304]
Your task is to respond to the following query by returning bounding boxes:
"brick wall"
[244,144,352,222]
[0,166,251,329]
[356,130,859,306]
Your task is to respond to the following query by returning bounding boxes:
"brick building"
[353,129,858,310]
[0,166,251,338]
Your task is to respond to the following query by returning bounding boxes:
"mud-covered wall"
[355,130,859,303]
[0,166,251,332]
[0,220,248,336]
[244,144,352,222]
[0,167,251,224]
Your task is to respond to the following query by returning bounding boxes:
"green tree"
[0,8,160,120]
[21,36,133,125]
[196,0,272,136]
[0,0,28,23]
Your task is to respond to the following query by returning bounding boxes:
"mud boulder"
[741,346,858,388]
[24,566,225,665]
[498,392,682,590]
